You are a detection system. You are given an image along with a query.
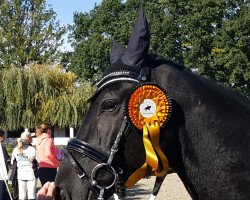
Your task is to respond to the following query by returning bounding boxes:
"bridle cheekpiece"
[64,69,149,199]
[64,67,171,199]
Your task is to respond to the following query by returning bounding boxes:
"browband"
[96,71,140,87]
[88,68,150,103]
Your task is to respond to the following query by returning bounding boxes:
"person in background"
[11,130,36,200]
[36,123,60,186]
[0,130,10,200]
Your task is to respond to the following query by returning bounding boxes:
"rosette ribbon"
[125,84,171,188]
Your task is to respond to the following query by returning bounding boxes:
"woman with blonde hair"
[11,129,36,200]
[36,123,60,186]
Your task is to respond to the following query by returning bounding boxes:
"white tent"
[0,142,13,200]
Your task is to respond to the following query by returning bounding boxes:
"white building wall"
[6,127,75,146]
[54,127,66,137]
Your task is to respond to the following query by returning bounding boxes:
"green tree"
[0,0,66,68]
[176,0,250,96]
[67,0,124,81]
[0,64,94,130]
[66,0,249,96]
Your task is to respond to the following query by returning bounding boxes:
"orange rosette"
[125,84,171,188]
[127,84,171,129]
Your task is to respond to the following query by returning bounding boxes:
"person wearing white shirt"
[11,130,36,200]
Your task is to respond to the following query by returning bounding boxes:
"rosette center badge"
[139,99,157,118]
[127,84,171,130]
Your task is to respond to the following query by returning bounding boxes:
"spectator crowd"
[0,123,63,200]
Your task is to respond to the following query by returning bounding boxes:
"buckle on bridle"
[78,172,86,179]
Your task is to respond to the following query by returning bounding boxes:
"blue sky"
[46,0,103,51]
[47,0,103,25]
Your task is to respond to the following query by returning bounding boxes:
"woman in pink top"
[36,123,60,186]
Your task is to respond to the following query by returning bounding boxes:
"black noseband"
[64,117,129,200]
[67,139,109,163]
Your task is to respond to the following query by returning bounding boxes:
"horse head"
[55,7,250,200]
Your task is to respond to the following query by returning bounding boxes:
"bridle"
[64,68,150,199]
[64,117,130,199]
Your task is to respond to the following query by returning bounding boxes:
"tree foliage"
[0,0,66,68]
[66,0,249,96]
[177,0,250,96]
[0,64,94,130]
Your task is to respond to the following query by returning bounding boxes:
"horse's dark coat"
[56,7,250,200]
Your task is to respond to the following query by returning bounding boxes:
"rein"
[64,68,171,199]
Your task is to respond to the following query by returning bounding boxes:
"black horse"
[55,7,250,200]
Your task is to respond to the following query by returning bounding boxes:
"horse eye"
[101,100,118,111]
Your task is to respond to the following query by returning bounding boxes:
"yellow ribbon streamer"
[148,122,169,177]
[125,123,169,188]
[143,124,158,170]
[124,163,147,188]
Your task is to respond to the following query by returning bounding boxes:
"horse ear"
[122,6,150,66]
[110,40,125,65]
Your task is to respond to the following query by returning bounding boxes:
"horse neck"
[151,63,250,199]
